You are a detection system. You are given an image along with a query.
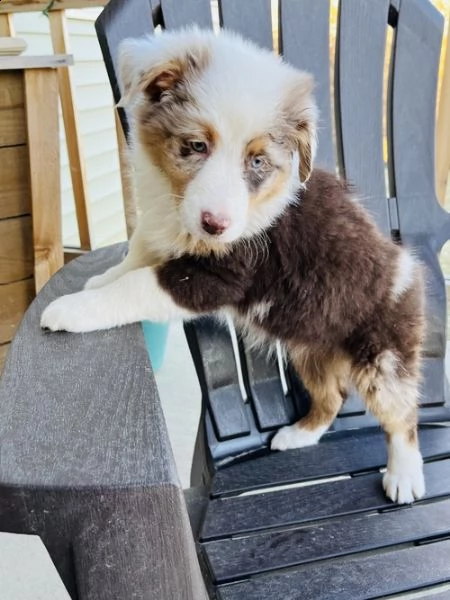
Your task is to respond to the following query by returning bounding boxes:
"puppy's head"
[119,28,317,249]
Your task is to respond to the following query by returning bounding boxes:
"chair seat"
[198,426,450,598]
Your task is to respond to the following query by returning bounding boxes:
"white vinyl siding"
[12,9,127,249]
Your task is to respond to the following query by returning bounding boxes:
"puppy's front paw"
[41,293,97,333]
[84,271,115,290]
[271,423,326,451]
[383,450,425,504]
[84,274,106,290]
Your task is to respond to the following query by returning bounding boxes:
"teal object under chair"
[141,321,169,372]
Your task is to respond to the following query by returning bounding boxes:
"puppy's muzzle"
[201,211,230,236]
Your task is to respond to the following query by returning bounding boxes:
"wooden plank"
[0,71,26,148]
[217,539,450,600]
[0,13,15,36]
[436,5,450,204]
[0,71,23,109]
[49,10,91,251]
[161,0,212,29]
[211,426,450,496]
[0,1,108,13]
[219,0,273,51]
[0,279,35,344]
[0,216,34,284]
[0,106,26,146]
[0,146,30,219]
[24,68,63,292]
[206,498,450,583]
[0,55,73,70]
[0,343,11,374]
[279,0,334,170]
[202,458,450,540]
[64,247,89,264]
[335,0,390,234]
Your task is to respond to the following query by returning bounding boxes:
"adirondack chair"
[2,0,450,598]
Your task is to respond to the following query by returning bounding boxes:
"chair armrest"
[0,244,207,600]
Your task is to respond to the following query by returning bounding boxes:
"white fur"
[41,268,193,333]
[121,28,314,252]
[383,433,425,504]
[226,305,275,355]
[391,250,416,301]
[250,301,273,322]
[271,423,328,451]
[371,350,422,420]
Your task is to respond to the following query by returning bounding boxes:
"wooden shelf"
[0,1,108,14]
[0,54,73,70]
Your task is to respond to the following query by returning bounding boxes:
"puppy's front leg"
[41,267,192,333]
[84,221,158,290]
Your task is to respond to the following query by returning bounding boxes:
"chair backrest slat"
[95,0,154,138]
[239,344,296,431]
[390,0,448,246]
[161,0,213,29]
[279,0,334,171]
[335,0,391,235]
[219,0,273,51]
[389,0,450,397]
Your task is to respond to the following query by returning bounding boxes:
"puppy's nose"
[201,211,230,236]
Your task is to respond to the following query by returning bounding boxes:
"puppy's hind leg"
[271,347,350,451]
[353,350,425,504]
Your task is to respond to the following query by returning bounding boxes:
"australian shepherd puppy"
[41,28,425,504]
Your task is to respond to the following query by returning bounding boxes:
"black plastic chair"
[97,1,450,597]
[1,1,450,598]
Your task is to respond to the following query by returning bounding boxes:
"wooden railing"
[0,1,108,12]
[0,0,127,262]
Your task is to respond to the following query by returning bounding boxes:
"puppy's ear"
[117,38,146,106]
[117,36,209,107]
[283,72,318,184]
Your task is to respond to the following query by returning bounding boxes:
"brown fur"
[156,169,425,445]
[280,74,316,183]
[245,135,292,209]
[135,48,214,200]
[288,346,351,431]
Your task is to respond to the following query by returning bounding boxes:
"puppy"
[41,28,425,504]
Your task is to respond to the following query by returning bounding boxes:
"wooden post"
[0,13,15,36]
[24,68,64,292]
[114,110,136,238]
[436,7,450,206]
[0,1,108,13]
[49,9,92,250]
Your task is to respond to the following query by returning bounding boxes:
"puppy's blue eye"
[190,141,208,153]
[251,155,264,169]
